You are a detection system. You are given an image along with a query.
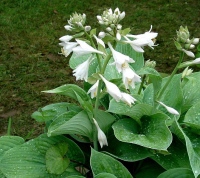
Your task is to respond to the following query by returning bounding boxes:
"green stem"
[157,51,184,101]
[138,75,146,95]
[7,117,12,136]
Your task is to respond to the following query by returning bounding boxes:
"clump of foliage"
[0,8,200,178]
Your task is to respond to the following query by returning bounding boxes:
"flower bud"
[117,24,122,30]
[106,27,112,32]
[98,32,106,38]
[177,26,190,43]
[182,67,193,78]
[145,59,156,68]
[192,38,199,45]
[119,11,125,20]
[85,26,91,32]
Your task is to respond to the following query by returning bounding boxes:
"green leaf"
[0,134,85,178]
[184,101,200,130]
[104,131,152,162]
[181,72,200,113]
[115,43,144,71]
[112,114,172,150]
[143,84,155,105]
[171,121,200,178]
[31,102,82,122]
[48,110,93,139]
[90,148,133,178]
[94,173,117,178]
[135,159,165,178]
[158,74,183,116]
[108,101,155,124]
[46,142,70,174]
[157,168,194,178]
[151,136,191,170]
[42,84,93,113]
[94,109,116,132]
[0,136,24,160]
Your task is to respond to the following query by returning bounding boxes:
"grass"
[0,0,200,138]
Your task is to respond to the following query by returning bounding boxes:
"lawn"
[0,0,200,138]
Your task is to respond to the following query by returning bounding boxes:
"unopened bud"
[145,59,156,68]
[117,24,122,30]
[106,27,112,32]
[98,32,106,38]
[85,26,91,31]
[119,11,125,20]
[192,38,199,45]
[182,67,193,78]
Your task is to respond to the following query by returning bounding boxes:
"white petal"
[182,49,195,58]
[121,92,136,106]
[59,35,73,42]
[99,74,122,102]
[93,35,105,47]
[87,80,99,98]
[93,118,108,148]
[158,101,179,115]
[191,58,200,64]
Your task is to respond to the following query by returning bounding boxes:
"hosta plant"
[1,8,200,178]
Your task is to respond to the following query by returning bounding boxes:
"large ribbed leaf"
[0,136,24,160]
[108,101,155,124]
[172,121,200,178]
[0,134,84,178]
[184,101,200,130]
[181,72,200,113]
[47,110,93,138]
[157,168,194,178]
[91,149,133,178]
[112,113,172,150]
[31,102,81,122]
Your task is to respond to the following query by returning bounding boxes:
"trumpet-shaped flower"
[121,92,136,106]
[73,55,93,81]
[93,118,108,148]
[99,74,122,102]
[87,80,99,98]
[73,39,104,56]
[108,42,135,73]
[182,67,193,78]
[122,64,141,89]
[191,58,200,64]
[125,25,158,52]
[59,42,78,57]
[158,101,179,115]
[182,49,195,58]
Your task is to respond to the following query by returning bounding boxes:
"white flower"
[99,74,122,102]
[59,42,78,57]
[108,42,135,73]
[116,31,121,40]
[158,101,179,115]
[72,55,93,81]
[73,39,104,56]
[93,35,105,48]
[87,80,99,98]
[93,118,108,148]
[191,58,200,64]
[126,25,158,52]
[85,26,91,31]
[121,92,136,106]
[182,67,193,78]
[182,49,195,58]
[59,35,73,42]
[122,64,141,89]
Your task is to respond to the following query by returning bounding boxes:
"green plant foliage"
[31,102,82,123]
[112,114,172,150]
[157,168,195,178]
[46,142,70,174]
[47,110,93,138]
[94,173,117,178]
[0,134,85,178]
[90,149,133,178]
